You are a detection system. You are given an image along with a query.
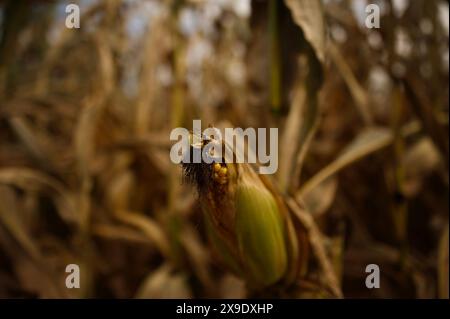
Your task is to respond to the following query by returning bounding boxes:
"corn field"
[0,0,448,299]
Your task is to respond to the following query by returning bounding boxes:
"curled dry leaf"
[278,0,326,192]
[284,0,326,63]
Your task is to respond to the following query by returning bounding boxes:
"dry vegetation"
[0,0,448,298]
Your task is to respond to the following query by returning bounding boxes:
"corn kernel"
[218,167,227,177]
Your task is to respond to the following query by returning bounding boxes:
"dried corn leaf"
[299,177,337,217]
[298,123,421,197]
[0,168,78,226]
[0,185,40,260]
[284,0,326,63]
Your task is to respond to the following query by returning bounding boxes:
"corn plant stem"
[269,0,281,113]
[329,42,372,125]
[167,2,185,266]
[438,225,449,298]
[390,86,409,267]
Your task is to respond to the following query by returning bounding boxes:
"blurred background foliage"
[0,0,448,298]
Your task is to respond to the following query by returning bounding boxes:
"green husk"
[235,183,288,286]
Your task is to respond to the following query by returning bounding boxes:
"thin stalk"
[167,0,185,266]
[390,86,409,268]
[269,0,281,113]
